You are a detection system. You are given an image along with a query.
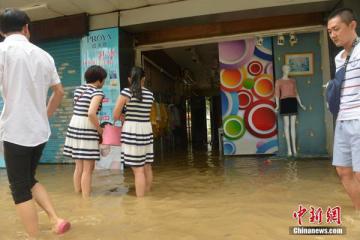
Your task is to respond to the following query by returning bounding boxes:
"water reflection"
[285,160,299,182]
[1,152,360,239]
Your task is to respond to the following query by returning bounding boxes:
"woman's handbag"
[101,122,122,146]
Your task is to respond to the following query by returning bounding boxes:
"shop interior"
[143,43,222,157]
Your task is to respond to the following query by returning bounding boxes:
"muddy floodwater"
[1,151,360,239]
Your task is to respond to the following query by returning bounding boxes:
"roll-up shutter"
[38,38,81,163]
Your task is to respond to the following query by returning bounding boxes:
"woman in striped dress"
[113,66,154,197]
[64,65,107,198]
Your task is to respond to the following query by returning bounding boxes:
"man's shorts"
[3,141,46,204]
[333,119,360,172]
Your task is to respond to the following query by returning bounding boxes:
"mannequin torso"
[275,65,298,100]
[275,78,297,99]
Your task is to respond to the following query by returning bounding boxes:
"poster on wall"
[218,38,278,155]
[81,27,121,123]
[81,27,122,169]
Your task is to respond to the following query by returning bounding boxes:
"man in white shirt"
[327,8,360,209]
[0,8,70,237]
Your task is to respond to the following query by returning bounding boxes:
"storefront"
[0,2,353,168]
[134,15,333,157]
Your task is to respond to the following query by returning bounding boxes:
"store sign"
[81,27,121,123]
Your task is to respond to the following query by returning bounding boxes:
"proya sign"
[87,33,112,43]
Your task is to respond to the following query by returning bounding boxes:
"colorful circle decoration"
[247,61,263,76]
[254,38,273,61]
[238,90,253,110]
[243,78,255,89]
[220,68,243,92]
[256,139,278,154]
[223,141,236,155]
[219,39,256,68]
[221,91,239,117]
[244,100,277,138]
[265,62,273,75]
[223,115,246,140]
[251,74,274,99]
[256,140,266,148]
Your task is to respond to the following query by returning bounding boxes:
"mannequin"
[275,65,306,156]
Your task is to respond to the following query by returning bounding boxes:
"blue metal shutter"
[39,38,81,163]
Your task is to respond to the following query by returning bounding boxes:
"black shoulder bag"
[326,37,359,117]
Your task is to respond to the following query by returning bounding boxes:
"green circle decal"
[243,78,255,89]
[223,115,246,140]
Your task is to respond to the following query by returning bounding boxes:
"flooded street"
[1,151,360,239]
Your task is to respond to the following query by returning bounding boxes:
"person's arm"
[88,95,104,134]
[293,80,306,111]
[274,97,280,112]
[47,56,64,118]
[296,95,306,111]
[113,95,129,121]
[47,83,64,118]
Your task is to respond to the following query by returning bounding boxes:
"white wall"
[89,0,334,30]
[119,0,333,26]
[90,12,118,30]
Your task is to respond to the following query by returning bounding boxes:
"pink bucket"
[101,124,122,146]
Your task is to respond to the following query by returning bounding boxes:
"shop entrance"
[137,26,333,158]
[142,43,221,156]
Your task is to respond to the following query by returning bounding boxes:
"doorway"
[142,43,221,155]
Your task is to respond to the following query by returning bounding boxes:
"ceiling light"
[256,37,264,47]
[277,34,285,46]
[20,3,48,12]
[289,33,298,46]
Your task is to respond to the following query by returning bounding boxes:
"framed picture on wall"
[284,52,314,76]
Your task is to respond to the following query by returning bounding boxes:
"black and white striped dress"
[121,87,154,167]
[63,84,104,160]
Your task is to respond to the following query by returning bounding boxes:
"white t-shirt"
[0,34,61,146]
[336,41,360,121]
